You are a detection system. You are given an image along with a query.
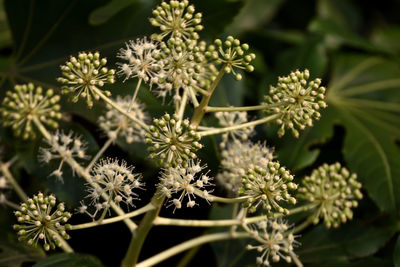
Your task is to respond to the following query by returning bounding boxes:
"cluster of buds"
[215,111,254,148]
[1,83,61,139]
[240,162,297,215]
[98,96,149,143]
[149,0,203,41]
[117,37,163,85]
[146,114,202,167]
[246,220,298,266]
[217,141,274,196]
[297,162,363,228]
[13,193,71,251]
[58,52,115,108]
[206,36,255,80]
[156,38,216,103]
[86,158,144,210]
[263,69,327,138]
[39,130,88,181]
[158,159,213,210]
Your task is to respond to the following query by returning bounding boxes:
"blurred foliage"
[0,0,400,266]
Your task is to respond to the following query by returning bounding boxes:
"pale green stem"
[32,117,137,232]
[85,136,115,172]
[47,228,74,253]
[92,87,149,131]
[195,190,250,204]
[0,159,28,201]
[177,90,188,121]
[293,217,313,234]
[204,103,283,113]
[70,203,156,230]
[290,252,304,267]
[1,197,21,210]
[153,215,267,227]
[230,203,239,235]
[198,114,279,137]
[128,78,142,112]
[136,232,250,267]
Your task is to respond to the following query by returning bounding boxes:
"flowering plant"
[0,0,399,267]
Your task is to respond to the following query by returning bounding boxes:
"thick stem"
[121,189,166,267]
[191,67,226,127]
[177,90,188,121]
[198,114,280,137]
[85,136,115,172]
[153,215,267,227]
[32,117,137,232]
[0,159,28,201]
[136,232,250,267]
[70,203,155,230]
[93,87,149,131]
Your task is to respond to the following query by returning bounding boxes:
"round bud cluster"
[1,83,61,139]
[150,0,203,41]
[158,159,213,210]
[86,158,144,209]
[38,130,88,182]
[146,114,203,167]
[246,220,298,266]
[13,193,71,251]
[215,111,254,148]
[98,96,149,143]
[263,69,327,138]
[57,52,115,108]
[206,36,255,80]
[240,162,297,215]
[156,38,216,103]
[217,141,274,196]
[117,37,164,85]
[297,162,363,228]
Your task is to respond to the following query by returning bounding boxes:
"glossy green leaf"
[33,253,104,267]
[298,222,397,262]
[0,238,45,267]
[371,26,400,55]
[89,0,142,25]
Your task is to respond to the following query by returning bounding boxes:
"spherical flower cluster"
[215,111,254,148]
[58,52,115,108]
[206,36,255,80]
[246,220,298,266]
[158,159,213,210]
[13,193,71,251]
[38,130,88,182]
[1,83,61,139]
[146,114,203,167]
[86,158,144,209]
[263,69,327,138]
[217,141,274,196]
[98,95,149,143]
[117,37,163,85]
[240,162,297,215]
[297,162,363,228]
[156,38,216,103]
[149,0,203,41]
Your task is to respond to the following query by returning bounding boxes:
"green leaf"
[394,234,400,267]
[326,54,400,212]
[308,17,382,52]
[0,0,12,49]
[89,0,143,26]
[371,26,400,55]
[33,253,105,267]
[225,0,284,35]
[298,222,397,263]
[0,238,45,267]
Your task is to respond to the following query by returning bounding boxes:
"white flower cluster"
[158,160,213,211]
[246,220,298,266]
[98,95,149,143]
[215,111,254,148]
[39,131,88,182]
[217,141,274,196]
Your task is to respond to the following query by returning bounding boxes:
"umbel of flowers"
[1,83,61,139]
[13,193,71,251]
